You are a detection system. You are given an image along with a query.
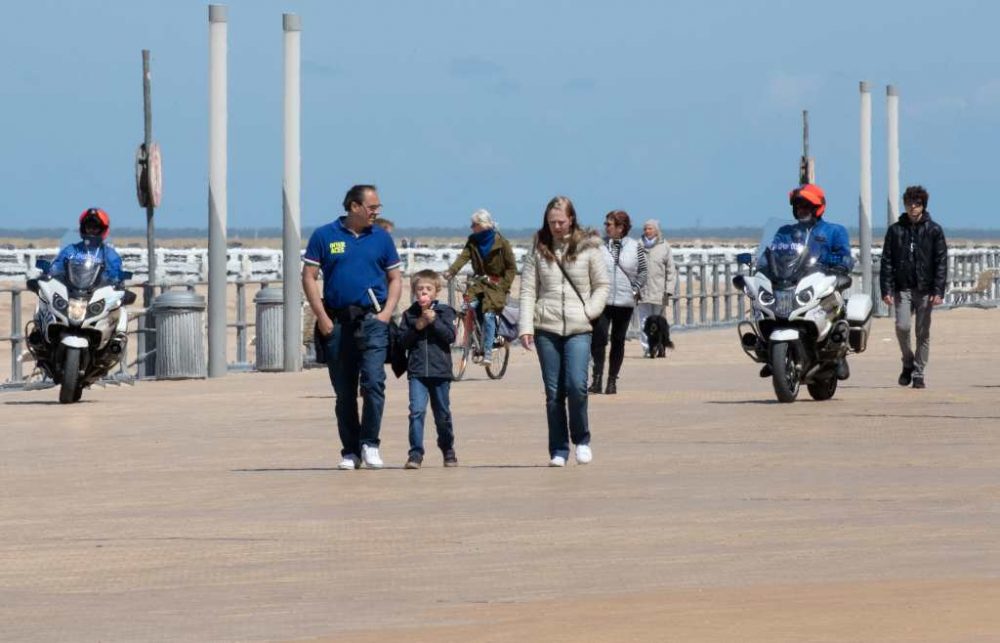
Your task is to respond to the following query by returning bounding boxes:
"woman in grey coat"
[637,219,677,355]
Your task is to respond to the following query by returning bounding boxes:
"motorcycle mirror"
[122,290,138,306]
[120,270,134,281]
[735,252,753,266]
[26,278,40,294]
[35,259,51,272]
[732,274,746,289]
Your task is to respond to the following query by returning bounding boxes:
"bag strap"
[555,257,588,307]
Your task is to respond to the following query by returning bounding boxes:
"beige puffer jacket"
[518,230,610,337]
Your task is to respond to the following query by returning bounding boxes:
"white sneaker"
[575,444,592,464]
[549,455,567,467]
[361,444,383,469]
[337,454,360,470]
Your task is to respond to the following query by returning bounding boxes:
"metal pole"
[11,290,23,383]
[859,81,873,295]
[208,5,228,377]
[282,13,302,372]
[142,49,158,377]
[886,85,900,228]
[800,110,815,184]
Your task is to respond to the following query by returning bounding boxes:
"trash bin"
[152,291,207,379]
[254,287,284,372]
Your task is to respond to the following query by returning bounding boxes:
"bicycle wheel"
[485,340,510,380]
[452,312,474,381]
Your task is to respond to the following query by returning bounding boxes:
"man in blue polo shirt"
[302,184,402,470]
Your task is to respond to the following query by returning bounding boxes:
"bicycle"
[451,277,511,381]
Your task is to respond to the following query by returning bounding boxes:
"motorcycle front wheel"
[770,342,800,403]
[59,347,83,404]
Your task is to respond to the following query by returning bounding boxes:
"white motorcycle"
[25,251,136,403]
[732,219,872,403]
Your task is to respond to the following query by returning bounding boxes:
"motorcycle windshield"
[756,219,820,286]
[66,251,104,290]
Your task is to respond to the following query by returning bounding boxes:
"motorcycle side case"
[845,294,873,353]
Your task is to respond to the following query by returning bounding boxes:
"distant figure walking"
[302,185,402,470]
[443,209,517,367]
[637,219,677,356]
[879,185,948,389]
[519,196,609,467]
[590,210,647,394]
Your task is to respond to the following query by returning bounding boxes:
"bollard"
[254,287,284,371]
[152,291,207,379]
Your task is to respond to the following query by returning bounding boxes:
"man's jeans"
[469,298,498,361]
[324,314,389,458]
[407,377,454,456]
[535,330,591,459]
[893,290,933,378]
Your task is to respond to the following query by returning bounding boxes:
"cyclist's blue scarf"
[472,229,495,260]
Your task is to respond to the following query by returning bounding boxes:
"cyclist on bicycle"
[443,209,517,366]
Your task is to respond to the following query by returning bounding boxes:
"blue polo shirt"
[303,217,401,309]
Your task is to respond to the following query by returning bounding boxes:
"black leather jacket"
[879,212,948,297]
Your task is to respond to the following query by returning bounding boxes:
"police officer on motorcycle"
[49,208,124,285]
[759,184,855,380]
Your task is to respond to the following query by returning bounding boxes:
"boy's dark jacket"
[399,301,457,379]
[879,212,948,297]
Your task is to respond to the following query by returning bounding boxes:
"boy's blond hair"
[410,269,443,292]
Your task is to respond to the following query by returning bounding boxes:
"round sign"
[134,142,163,209]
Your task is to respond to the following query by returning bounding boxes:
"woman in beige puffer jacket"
[519,196,610,467]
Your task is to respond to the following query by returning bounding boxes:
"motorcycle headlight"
[53,294,69,311]
[757,289,775,306]
[796,286,814,306]
[68,298,88,322]
[87,300,105,317]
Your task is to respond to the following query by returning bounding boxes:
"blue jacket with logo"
[771,218,854,275]
[49,241,124,284]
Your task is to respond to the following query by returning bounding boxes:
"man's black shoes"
[912,377,926,389]
[898,367,914,387]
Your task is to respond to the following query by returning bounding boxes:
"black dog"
[643,314,674,358]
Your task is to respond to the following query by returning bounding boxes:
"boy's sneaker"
[482,354,493,367]
[404,453,423,470]
[549,455,567,467]
[912,377,926,389]
[361,444,383,469]
[898,367,914,386]
[337,454,360,470]
[443,449,459,467]
[575,444,592,464]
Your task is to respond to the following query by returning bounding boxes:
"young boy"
[398,270,458,468]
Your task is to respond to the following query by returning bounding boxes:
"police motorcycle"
[24,249,136,403]
[732,219,872,403]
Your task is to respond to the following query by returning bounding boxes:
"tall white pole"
[208,5,228,377]
[886,85,900,228]
[859,81,873,295]
[282,13,302,372]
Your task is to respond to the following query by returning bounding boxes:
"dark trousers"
[591,304,634,379]
[323,315,389,458]
[407,377,454,456]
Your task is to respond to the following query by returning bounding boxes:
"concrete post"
[887,85,900,228]
[859,81,873,295]
[282,13,303,372]
[208,5,228,377]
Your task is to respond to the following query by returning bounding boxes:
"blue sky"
[2,0,997,232]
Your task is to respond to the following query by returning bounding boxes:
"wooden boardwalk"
[2,309,998,641]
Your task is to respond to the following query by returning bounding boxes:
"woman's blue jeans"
[534,330,592,458]
[469,298,498,361]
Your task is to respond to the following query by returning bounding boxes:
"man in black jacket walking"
[879,185,948,389]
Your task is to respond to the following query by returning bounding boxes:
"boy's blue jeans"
[408,376,454,456]
[534,330,592,459]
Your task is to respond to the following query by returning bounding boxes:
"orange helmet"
[79,207,111,240]
[789,184,826,218]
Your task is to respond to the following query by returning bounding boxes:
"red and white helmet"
[789,184,826,218]
[79,207,111,240]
